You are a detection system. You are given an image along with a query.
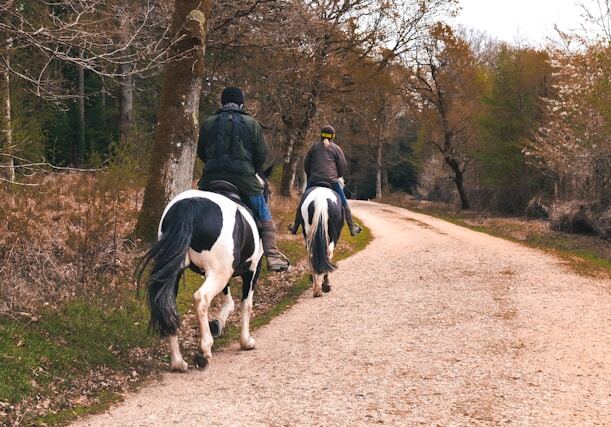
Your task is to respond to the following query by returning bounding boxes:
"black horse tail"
[136,200,195,337]
[306,196,336,275]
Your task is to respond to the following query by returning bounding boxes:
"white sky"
[452,0,591,46]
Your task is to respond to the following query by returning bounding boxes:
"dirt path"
[74,201,611,426]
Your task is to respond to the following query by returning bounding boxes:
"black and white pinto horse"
[137,167,273,371]
[296,185,344,297]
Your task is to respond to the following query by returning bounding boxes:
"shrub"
[525,197,550,219]
[549,201,596,235]
[592,207,611,240]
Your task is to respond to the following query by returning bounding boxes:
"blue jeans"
[307,181,348,208]
[248,194,273,222]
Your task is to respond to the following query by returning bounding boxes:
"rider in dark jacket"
[197,87,289,272]
[289,125,362,236]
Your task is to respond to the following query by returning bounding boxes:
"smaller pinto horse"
[294,185,344,297]
[137,166,273,371]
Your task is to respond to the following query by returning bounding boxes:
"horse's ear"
[263,163,274,178]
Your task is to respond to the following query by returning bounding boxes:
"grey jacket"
[303,141,347,184]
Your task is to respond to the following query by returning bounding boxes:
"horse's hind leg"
[322,274,331,293]
[168,335,188,372]
[209,285,234,338]
[168,275,188,372]
[240,261,262,350]
[193,273,230,367]
[312,274,324,297]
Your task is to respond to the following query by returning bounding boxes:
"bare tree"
[0,0,174,99]
[405,24,480,209]
[271,0,457,196]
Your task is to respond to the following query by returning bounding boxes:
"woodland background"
[0,0,609,322]
[0,1,609,421]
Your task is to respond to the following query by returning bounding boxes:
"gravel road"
[74,201,611,426]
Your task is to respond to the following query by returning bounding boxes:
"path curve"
[74,201,611,426]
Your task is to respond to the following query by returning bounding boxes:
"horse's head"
[257,164,275,204]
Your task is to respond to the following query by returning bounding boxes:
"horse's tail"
[306,196,336,275]
[136,200,196,337]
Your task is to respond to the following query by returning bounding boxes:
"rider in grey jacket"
[289,125,362,236]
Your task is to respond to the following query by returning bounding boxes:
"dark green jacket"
[197,105,268,196]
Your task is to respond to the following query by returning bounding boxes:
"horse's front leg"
[193,272,230,367]
[209,284,234,338]
[240,260,262,350]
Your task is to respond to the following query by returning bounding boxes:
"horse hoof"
[193,352,209,370]
[240,337,256,350]
[209,319,222,338]
[170,360,188,372]
[313,290,323,298]
[322,283,331,293]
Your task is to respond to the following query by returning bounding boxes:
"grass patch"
[0,297,152,406]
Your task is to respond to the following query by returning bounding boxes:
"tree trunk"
[136,0,213,239]
[0,51,14,184]
[279,101,317,196]
[77,63,85,166]
[453,168,470,210]
[119,0,134,142]
[280,136,300,196]
[120,63,134,141]
[280,134,295,196]
[442,153,470,210]
[375,141,383,199]
[295,155,307,194]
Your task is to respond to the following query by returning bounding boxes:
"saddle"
[203,180,255,215]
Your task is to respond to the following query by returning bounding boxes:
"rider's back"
[304,140,347,185]
[197,105,267,196]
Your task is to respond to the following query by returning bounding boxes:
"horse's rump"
[300,187,343,274]
[139,190,260,337]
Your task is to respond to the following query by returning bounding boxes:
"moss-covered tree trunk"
[136,0,213,239]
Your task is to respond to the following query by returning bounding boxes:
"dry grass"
[0,172,144,315]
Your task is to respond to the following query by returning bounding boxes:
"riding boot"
[259,220,290,272]
[344,204,362,236]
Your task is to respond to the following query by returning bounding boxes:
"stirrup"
[349,224,362,236]
[266,252,290,272]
